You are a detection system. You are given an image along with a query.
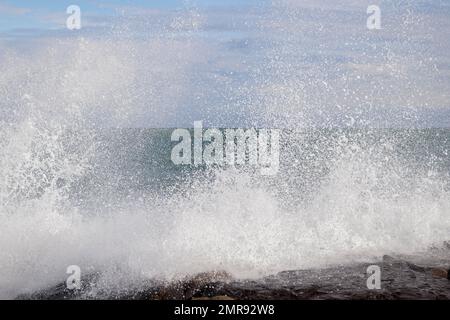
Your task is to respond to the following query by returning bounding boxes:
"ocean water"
[0,125,449,299]
[1,0,450,299]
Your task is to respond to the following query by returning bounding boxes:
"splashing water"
[0,1,449,299]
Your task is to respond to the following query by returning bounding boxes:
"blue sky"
[1,0,449,128]
[0,0,266,31]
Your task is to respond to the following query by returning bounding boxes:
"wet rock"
[16,255,450,300]
[149,271,233,300]
[431,268,449,280]
[193,295,235,301]
[16,272,102,300]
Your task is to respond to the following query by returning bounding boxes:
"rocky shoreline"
[17,253,450,300]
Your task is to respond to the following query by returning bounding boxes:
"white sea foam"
[0,2,449,299]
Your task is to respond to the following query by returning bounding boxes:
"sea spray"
[0,2,449,300]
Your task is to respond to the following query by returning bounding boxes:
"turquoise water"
[1,126,450,299]
[0,0,449,300]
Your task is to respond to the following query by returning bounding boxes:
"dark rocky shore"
[17,250,450,300]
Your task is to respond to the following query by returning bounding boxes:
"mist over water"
[0,1,450,299]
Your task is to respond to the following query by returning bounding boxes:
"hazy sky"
[1,0,449,128]
[0,0,266,31]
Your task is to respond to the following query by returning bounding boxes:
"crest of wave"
[0,28,210,298]
[0,4,449,299]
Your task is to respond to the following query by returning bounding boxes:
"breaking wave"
[0,1,449,299]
